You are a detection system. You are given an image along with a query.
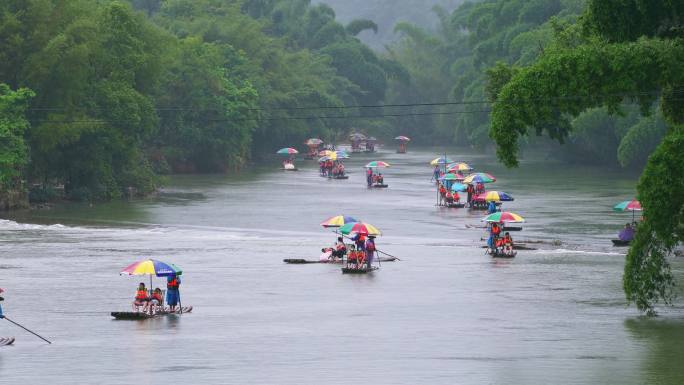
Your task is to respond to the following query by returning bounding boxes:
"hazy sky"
[312,0,466,49]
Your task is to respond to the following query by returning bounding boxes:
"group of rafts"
[430,156,525,258]
[284,215,398,274]
[276,134,411,188]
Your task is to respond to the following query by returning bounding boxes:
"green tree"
[488,0,684,314]
[0,84,34,188]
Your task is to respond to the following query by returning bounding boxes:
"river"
[0,148,682,385]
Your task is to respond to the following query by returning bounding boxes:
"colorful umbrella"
[484,191,514,202]
[394,136,411,142]
[451,183,467,192]
[339,222,381,236]
[121,259,182,277]
[319,150,348,161]
[320,215,359,228]
[463,172,496,184]
[277,148,299,155]
[447,162,474,172]
[614,199,642,222]
[349,133,367,140]
[305,138,323,146]
[482,211,525,223]
[430,157,453,166]
[614,199,642,212]
[439,173,464,182]
[365,161,390,168]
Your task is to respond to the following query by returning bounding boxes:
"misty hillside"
[312,0,466,49]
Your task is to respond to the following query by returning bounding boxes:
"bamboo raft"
[111,306,193,320]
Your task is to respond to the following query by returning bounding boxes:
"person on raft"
[332,237,347,260]
[487,200,498,214]
[376,173,384,185]
[487,222,502,252]
[150,288,164,309]
[0,288,5,319]
[366,167,373,187]
[133,282,150,312]
[445,190,454,205]
[466,184,474,207]
[502,232,514,255]
[618,223,635,242]
[365,236,376,269]
[432,165,440,183]
[439,183,447,206]
[167,274,181,312]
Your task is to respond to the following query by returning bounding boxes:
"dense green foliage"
[0,85,33,190]
[488,0,684,314]
[0,0,402,200]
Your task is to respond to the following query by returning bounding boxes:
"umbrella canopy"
[482,211,525,223]
[339,222,381,236]
[121,259,182,277]
[320,215,359,228]
[430,157,453,166]
[447,162,474,172]
[451,183,467,192]
[394,136,411,142]
[305,138,323,146]
[277,148,299,155]
[463,172,496,184]
[367,137,377,142]
[365,161,390,168]
[319,150,348,161]
[349,133,367,140]
[439,173,464,182]
[484,191,514,202]
[614,199,642,211]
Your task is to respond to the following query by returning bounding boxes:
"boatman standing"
[166,274,181,312]
[0,288,4,319]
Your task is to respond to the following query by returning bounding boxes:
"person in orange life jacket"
[503,232,514,254]
[453,190,461,203]
[332,237,347,259]
[487,222,502,251]
[365,236,376,268]
[466,184,474,206]
[150,288,163,307]
[376,173,384,185]
[475,182,485,194]
[439,184,447,205]
[166,274,181,312]
[338,162,345,176]
[445,190,454,204]
[133,282,150,312]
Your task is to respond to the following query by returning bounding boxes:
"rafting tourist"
[439,183,447,206]
[487,200,497,214]
[332,237,347,260]
[619,223,635,242]
[166,274,181,312]
[503,232,514,255]
[466,184,474,207]
[319,161,326,176]
[150,288,163,307]
[445,190,454,205]
[337,162,345,177]
[487,222,502,251]
[133,283,150,312]
[475,182,485,195]
[377,173,384,185]
[365,236,376,269]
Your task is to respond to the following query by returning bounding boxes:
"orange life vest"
[167,278,179,290]
[135,289,148,300]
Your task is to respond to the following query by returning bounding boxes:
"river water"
[0,148,682,385]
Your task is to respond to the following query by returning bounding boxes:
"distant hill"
[312,0,466,49]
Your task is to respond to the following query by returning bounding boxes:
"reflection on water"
[0,147,682,384]
[625,318,684,384]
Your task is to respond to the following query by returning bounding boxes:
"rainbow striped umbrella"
[614,199,642,212]
[121,259,182,277]
[463,172,496,184]
[484,191,514,202]
[394,136,411,142]
[277,148,299,155]
[339,222,381,236]
[482,211,525,223]
[447,162,473,172]
[365,161,390,168]
[320,215,359,228]
[439,173,464,182]
[320,150,349,160]
[305,138,323,146]
[430,157,453,166]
